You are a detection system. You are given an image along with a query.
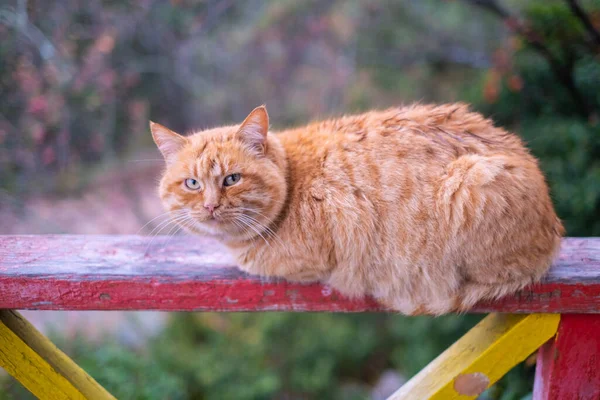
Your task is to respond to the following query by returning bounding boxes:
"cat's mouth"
[182,213,228,237]
[201,211,234,223]
[184,208,270,238]
[197,212,235,228]
[178,210,227,231]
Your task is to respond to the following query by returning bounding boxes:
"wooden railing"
[1,235,599,399]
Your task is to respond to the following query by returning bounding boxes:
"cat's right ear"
[149,121,188,164]
[237,105,269,154]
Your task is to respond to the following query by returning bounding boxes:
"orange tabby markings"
[151,103,563,315]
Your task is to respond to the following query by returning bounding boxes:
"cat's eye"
[185,178,201,190]
[223,173,241,187]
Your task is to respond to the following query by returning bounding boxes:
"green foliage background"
[1,0,599,399]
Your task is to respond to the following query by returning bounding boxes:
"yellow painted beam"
[0,310,115,400]
[388,313,560,400]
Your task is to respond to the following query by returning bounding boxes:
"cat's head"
[150,106,287,241]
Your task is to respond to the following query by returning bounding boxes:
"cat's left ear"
[149,121,188,164]
[238,105,269,153]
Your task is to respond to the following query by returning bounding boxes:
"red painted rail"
[0,235,599,312]
[533,314,600,400]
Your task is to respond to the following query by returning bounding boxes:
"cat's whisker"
[234,215,264,245]
[232,217,258,245]
[237,213,287,250]
[236,214,290,257]
[236,215,271,247]
[162,225,183,249]
[235,207,274,221]
[231,219,251,241]
[226,210,277,239]
[164,216,196,247]
[137,210,187,235]
[236,212,284,241]
[145,212,188,240]
[144,222,180,254]
[142,209,188,233]
[144,213,193,254]
[164,216,187,239]
[144,219,174,246]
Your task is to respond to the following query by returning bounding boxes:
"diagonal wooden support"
[388,313,560,400]
[533,314,600,400]
[0,310,115,400]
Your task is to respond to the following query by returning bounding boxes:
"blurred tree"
[464,0,600,235]
[0,0,500,196]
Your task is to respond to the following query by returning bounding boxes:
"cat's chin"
[191,228,243,244]
[190,220,226,235]
[186,221,264,244]
[186,219,240,241]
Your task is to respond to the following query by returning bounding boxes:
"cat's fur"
[150,103,563,315]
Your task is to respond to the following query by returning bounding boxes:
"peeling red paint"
[0,275,384,311]
[472,283,600,313]
[0,235,599,312]
[533,314,600,400]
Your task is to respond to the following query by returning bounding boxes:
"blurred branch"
[197,0,236,35]
[0,112,18,136]
[398,2,494,68]
[462,0,593,119]
[359,46,491,69]
[565,0,600,49]
[461,0,510,19]
[0,1,73,84]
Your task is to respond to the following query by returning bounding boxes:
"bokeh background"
[1,0,599,399]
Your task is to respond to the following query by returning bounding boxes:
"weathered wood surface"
[533,314,600,400]
[388,314,560,399]
[0,235,598,312]
[0,310,115,399]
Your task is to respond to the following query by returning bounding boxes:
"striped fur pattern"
[150,104,563,315]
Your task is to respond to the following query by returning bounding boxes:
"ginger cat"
[150,104,563,315]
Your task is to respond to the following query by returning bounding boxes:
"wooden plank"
[0,311,114,399]
[0,235,598,312]
[0,317,83,399]
[533,314,600,400]
[388,314,560,400]
[0,310,115,399]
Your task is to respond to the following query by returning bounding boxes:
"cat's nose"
[204,203,220,213]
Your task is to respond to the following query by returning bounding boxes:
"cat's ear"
[149,121,188,164]
[237,105,269,153]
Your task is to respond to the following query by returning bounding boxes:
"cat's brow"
[210,159,222,177]
[174,172,189,182]
[194,157,201,177]
[196,142,208,157]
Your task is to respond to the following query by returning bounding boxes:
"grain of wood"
[0,310,115,399]
[533,314,600,400]
[0,235,598,312]
[387,314,561,400]
[0,316,87,399]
